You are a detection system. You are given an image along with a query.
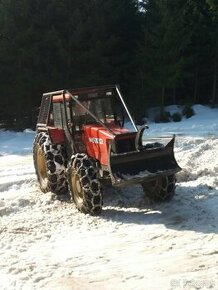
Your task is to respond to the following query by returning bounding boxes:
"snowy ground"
[0,105,218,290]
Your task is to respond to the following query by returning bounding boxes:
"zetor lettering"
[89,137,103,145]
[33,85,181,215]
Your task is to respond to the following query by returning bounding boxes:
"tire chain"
[157,174,176,201]
[143,174,176,202]
[69,153,103,214]
[33,132,68,194]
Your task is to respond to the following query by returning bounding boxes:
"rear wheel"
[33,132,68,194]
[142,174,176,203]
[68,153,103,215]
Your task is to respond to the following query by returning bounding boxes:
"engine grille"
[115,137,136,153]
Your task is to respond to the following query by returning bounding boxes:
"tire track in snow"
[0,136,218,290]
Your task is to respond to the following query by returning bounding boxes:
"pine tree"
[206,0,218,104]
[0,0,141,128]
[182,0,212,103]
[137,0,191,107]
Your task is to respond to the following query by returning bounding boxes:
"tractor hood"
[83,124,132,141]
[83,124,133,166]
[90,123,130,133]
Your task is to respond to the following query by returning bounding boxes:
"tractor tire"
[142,174,176,203]
[33,132,68,195]
[68,153,103,215]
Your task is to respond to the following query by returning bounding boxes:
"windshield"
[70,90,137,132]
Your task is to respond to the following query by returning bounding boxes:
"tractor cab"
[69,86,137,133]
[67,86,139,161]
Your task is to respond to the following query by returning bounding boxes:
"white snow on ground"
[0,129,34,156]
[147,104,218,136]
[0,105,218,290]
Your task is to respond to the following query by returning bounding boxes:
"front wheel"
[142,174,176,203]
[68,153,103,215]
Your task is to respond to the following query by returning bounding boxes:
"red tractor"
[33,85,181,214]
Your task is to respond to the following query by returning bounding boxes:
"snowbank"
[147,105,218,137]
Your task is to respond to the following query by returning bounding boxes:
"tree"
[0,0,141,128]
[207,0,218,104]
[182,0,212,103]
[137,0,191,108]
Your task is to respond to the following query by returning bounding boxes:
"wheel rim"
[37,146,48,185]
[71,171,84,204]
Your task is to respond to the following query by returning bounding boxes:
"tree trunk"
[140,70,145,94]
[212,61,217,105]
[161,86,165,107]
[194,68,198,103]
[173,87,176,105]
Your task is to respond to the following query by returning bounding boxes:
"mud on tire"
[33,132,68,194]
[68,153,103,215]
[142,174,176,203]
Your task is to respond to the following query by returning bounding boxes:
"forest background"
[0,0,217,130]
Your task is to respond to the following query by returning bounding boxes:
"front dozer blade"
[108,136,181,187]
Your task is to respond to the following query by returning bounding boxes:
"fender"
[48,127,65,144]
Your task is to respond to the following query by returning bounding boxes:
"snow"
[0,130,34,156]
[0,105,218,290]
[147,104,218,137]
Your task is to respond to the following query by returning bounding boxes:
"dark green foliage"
[172,112,182,122]
[0,0,217,130]
[0,0,139,129]
[136,0,192,107]
[182,105,195,119]
[136,0,218,108]
[154,110,171,123]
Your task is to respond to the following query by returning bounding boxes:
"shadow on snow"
[100,184,218,234]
